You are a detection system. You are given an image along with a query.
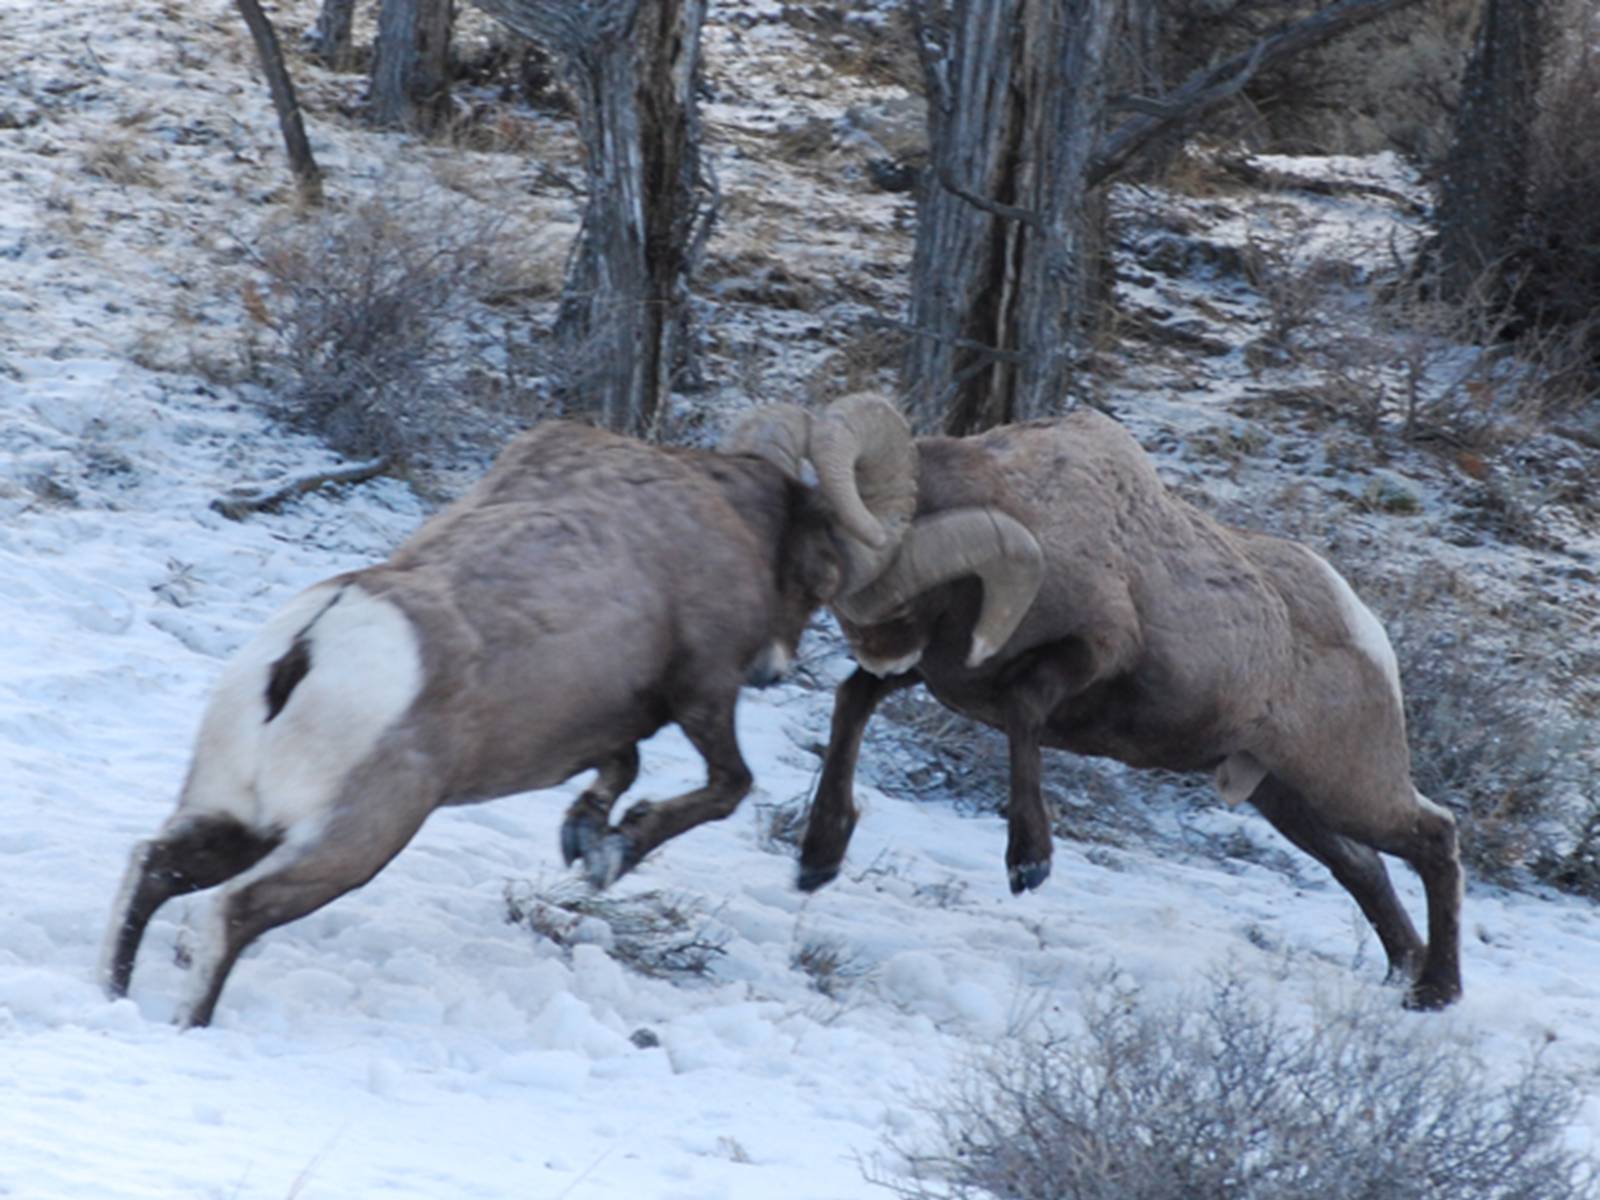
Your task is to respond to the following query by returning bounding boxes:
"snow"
[3,0,1600,1196]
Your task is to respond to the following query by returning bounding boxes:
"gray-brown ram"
[101,402,906,1027]
[797,400,1463,1010]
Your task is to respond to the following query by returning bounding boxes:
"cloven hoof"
[796,862,842,893]
[1008,860,1052,895]
[1402,979,1462,1012]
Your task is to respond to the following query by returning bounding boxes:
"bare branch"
[212,457,390,520]
[935,166,1045,229]
[1089,0,1426,188]
[233,0,322,206]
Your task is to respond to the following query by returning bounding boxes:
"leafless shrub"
[81,131,163,188]
[778,2,922,92]
[882,970,1595,1200]
[791,935,872,998]
[1345,561,1595,890]
[755,794,810,854]
[246,195,525,464]
[503,878,729,979]
[1240,227,1323,352]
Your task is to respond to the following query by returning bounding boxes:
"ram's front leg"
[798,666,917,892]
[1001,641,1101,893]
[579,693,751,890]
[561,747,641,868]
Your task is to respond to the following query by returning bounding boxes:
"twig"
[935,166,1045,229]
[211,456,390,520]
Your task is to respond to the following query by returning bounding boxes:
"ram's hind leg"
[560,746,641,868]
[1247,774,1425,984]
[1373,792,1462,1011]
[176,790,433,1028]
[101,813,282,1000]
[580,689,750,890]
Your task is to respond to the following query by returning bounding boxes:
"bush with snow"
[886,972,1596,1200]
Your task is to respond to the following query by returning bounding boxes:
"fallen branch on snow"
[211,456,390,520]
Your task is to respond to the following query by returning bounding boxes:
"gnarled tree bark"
[904,0,1118,436]
[905,0,1432,435]
[1435,0,1550,303]
[371,0,455,132]
[466,0,712,437]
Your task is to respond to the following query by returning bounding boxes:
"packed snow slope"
[3,1,1600,1198]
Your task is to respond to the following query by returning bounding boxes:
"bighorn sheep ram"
[102,402,909,1027]
[798,400,1463,1010]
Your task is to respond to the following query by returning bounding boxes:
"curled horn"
[807,394,918,590]
[835,508,1044,668]
[719,403,813,480]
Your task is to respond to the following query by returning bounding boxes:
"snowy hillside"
[3,1,1599,1198]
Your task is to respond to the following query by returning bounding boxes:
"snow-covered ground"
[4,1,1600,1197]
[6,359,1600,1198]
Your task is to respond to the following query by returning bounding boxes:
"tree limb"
[1089,0,1427,189]
[935,165,1045,229]
[212,457,391,520]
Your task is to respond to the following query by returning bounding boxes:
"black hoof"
[560,798,611,867]
[582,832,641,890]
[560,815,595,867]
[1008,859,1052,895]
[796,862,841,893]
[1402,979,1461,1012]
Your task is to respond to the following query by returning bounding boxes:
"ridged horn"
[808,394,917,589]
[835,508,1044,668]
[719,403,813,480]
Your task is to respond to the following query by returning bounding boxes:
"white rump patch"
[1307,551,1403,706]
[1215,751,1267,807]
[180,583,423,830]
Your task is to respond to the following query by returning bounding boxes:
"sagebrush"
[246,195,524,463]
[884,971,1595,1200]
[503,878,728,979]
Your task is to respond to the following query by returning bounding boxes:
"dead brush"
[880,969,1597,1200]
[755,794,810,854]
[790,934,873,998]
[242,192,526,464]
[503,878,729,979]
[81,131,163,188]
[1343,558,1596,890]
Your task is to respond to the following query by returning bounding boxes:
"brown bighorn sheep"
[798,402,1463,1010]
[101,402,911,1027]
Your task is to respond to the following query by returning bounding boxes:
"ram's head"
[724,394,1044,676]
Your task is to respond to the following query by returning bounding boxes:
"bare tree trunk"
[1436,0,1550,302]
[309,0,360,71]
[234,0,323,207]
[371,0,455,131]
[904,0,1118,435]
[905,0,1434,436]
[466,0,712,437]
